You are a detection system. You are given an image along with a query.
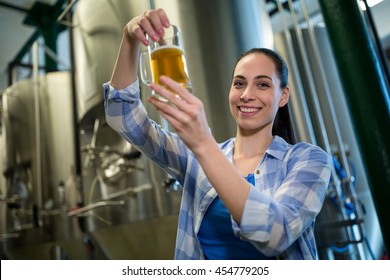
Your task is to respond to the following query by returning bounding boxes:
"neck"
[234,131,274,158]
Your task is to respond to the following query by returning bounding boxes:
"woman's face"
[229,53,289,135]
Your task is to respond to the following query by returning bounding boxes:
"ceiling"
[0,0,389,92]
[0,0,61,90]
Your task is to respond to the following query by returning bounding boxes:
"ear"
[279,86,290,107]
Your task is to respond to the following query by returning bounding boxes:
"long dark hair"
[233,48,296,144]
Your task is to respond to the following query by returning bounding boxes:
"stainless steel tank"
[72,0,147,122]
[1,72,85,259]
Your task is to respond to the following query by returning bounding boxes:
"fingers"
[145,9,170,33]
[147,95,188,131]
[149,80,188,113]
[156,9,170,28]
[156,76,196,105]
[129,9,170,45]
[149,77,204,126]
[149,98,180,122]
[149,81,182,106]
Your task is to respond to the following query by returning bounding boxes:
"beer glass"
[139,25,191,101]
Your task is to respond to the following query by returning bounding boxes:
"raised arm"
[110,9,170,90]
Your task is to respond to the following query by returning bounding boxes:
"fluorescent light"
[359,0,384,11]
[367,0,384,7]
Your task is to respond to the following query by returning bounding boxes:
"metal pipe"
[67,200,125,217]
[32,41,43,227]
[103,184,152,201]
[285,0,330,152]
[318,0,390,253]
[57,0,79,24]
[8,30,40,86]
[66,0,85,206]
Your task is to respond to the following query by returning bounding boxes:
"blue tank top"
[198,174,276,260]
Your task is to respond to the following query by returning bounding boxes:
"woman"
[104,9,331,260]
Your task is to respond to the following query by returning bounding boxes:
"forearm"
[110,30,140,90]
[194,139,251,223]
[104,81,190,182]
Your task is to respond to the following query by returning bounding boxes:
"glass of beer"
[140,25,191,101]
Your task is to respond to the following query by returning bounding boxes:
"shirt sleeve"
[103,79,190,183]
[231,143,331,256]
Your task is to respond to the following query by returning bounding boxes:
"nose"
[240,88,254,102]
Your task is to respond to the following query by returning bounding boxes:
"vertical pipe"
[32,41,43,227]
[319,0,390,252]
[67,1,84,205]
[285,0,330,152]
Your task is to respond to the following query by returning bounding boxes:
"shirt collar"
[265,135,290,160]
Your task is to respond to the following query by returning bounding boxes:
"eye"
[233,80,245,88]
[257,82,270,89]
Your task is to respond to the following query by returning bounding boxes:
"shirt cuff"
[103,78,140,102]
[232,186,273,242]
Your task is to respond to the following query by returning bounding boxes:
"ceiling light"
[359,0,384,11]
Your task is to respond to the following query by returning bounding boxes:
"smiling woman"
[104,9,331,260]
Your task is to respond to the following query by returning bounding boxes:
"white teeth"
[240,107,259,113]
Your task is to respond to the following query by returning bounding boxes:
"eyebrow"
[234,74,273,82]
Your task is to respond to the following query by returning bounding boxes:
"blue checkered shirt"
[103,79,331,260]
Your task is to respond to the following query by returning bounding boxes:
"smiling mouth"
[238,106,261,113]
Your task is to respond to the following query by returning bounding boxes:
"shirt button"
[255,170,260,175]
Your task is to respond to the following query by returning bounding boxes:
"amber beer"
[139,25,191,100]
[150,45,191,89]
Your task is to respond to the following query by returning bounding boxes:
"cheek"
[228,93,237,116]
[228,91,236,105]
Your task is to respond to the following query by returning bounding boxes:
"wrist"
[192,137,220,160]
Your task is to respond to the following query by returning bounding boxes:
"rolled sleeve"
[103,79,140,103]
[232,187,275,242]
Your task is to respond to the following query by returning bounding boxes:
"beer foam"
[151,45,184,54]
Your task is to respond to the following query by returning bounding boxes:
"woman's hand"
[124,9,170,46]
[148,76,215,155]
[110,9,170,89]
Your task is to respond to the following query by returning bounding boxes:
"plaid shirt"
[103,79,331,260]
